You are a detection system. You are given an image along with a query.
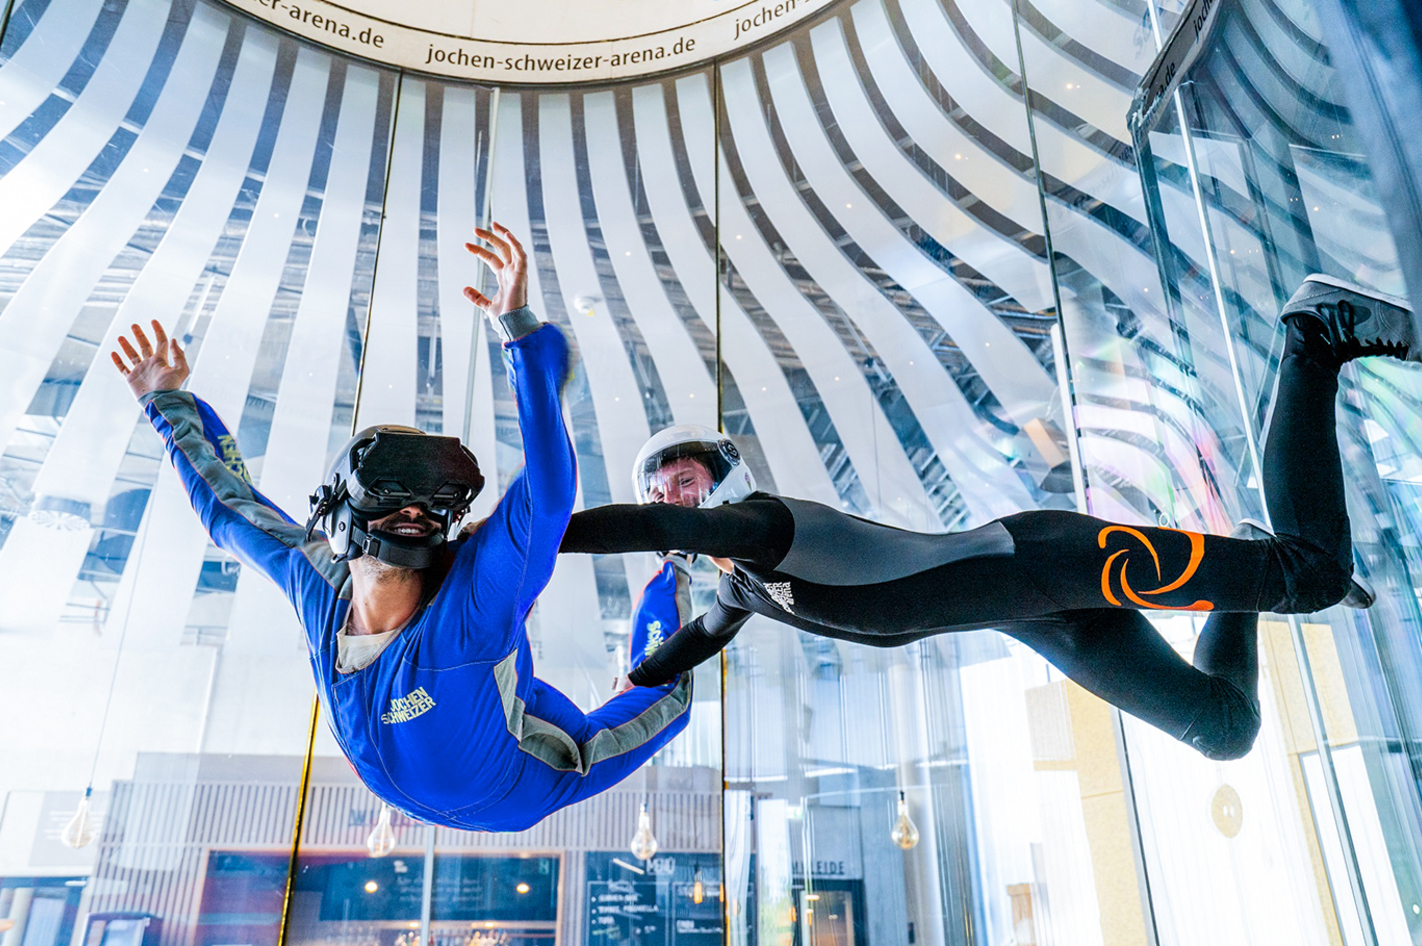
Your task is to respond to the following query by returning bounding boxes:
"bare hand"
[111,320,189,400]
[462,222,528,317]
[610,675,636,697]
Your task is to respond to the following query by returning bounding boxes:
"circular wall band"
[218,0,833,82]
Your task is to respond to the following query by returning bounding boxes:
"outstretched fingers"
[463,240,503,270]
[493,222,525,263]
[473,226,510,263]
[150,319,169,358]
[117,333,142,366]
[463,285,493,309]
[132,322,154,359]
[110,350,130,375]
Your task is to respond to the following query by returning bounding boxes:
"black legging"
[562,322,1353,759]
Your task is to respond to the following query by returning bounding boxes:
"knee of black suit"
[1263,534,1353,614]
[1182,679,1262,762]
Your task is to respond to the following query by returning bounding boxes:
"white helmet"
[632,425,757,507]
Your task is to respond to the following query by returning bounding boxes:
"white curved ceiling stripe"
[739,49,1036,517]
[484,90,606,703]
[118,47,334,651]
[228,65,382,657]
[0,4,229,630]
[1029,0,1157,75]
[853,0,1049,242]
[0,2,227,458]
[191,47,332,419]
[956,0,1131,142]
[581,90,718,427]
[0,0,171,259]
[765,40,1055,420]
[32,29,281,509]
[810,17,1053,314]
[538,92,650,505]
[220,53,386,729]
[0,0,106,142]
[891,0,1139,220]
[698,66,933,524]
[434,88,500,521]
[630,81,839,506]
[436,85,480,444]
[881,0,1030,155]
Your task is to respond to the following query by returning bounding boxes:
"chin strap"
[349,519,446,569]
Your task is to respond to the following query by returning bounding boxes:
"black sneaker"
[1232,518,1375,609]
[1282,274,1418,364]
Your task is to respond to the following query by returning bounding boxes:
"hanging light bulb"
[62,787,97,849]
[629,803,659,861]
[691,868,704,904]
[890,791,919,850]
[367,803,397,858]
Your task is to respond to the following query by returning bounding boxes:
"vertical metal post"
[1007,0,1089,514]
[352,70,407,431]
[463,87,501,446]
[420,825,436,946]
[276,693,321,946]
[0,0,18,51]
[713,63,724,432]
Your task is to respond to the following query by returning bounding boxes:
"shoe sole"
[1296,274,1411,313]
[1283,273,1419,364]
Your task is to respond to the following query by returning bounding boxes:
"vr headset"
[307,427,486,569]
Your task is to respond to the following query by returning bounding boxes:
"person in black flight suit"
[561,275,1413,760]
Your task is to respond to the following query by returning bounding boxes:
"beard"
[351,553,422,586]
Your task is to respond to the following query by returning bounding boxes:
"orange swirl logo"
[1098,526,1214,611]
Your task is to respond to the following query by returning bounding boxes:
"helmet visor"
[635,441,736,506]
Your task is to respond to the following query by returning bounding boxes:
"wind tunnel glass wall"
[4,1,1422,946]
[1130,0,1422,942]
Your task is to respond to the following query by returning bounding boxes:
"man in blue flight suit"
[111,224,690,831]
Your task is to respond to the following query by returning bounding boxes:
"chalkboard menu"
[317,854,558,922]
[584,853,721,946]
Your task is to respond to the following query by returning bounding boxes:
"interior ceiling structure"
[226,0,834,81]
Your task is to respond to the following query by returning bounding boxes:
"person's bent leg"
[1254,316,1354,612]
[1257,277,1420,611]
[1007,610,1261,760]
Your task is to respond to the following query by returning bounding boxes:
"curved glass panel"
[1132,0,1422,943]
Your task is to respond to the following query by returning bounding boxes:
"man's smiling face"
[367,505,441,538]
[646,457,715,508]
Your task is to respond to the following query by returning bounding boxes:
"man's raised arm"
[113,320,343,614]
[460,224,578,622]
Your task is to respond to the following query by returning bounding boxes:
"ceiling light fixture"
[890,790,919,850]
[630,802,659,861]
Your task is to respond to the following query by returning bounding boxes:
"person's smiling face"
[367,505,441,538]
[645,457,714,508]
